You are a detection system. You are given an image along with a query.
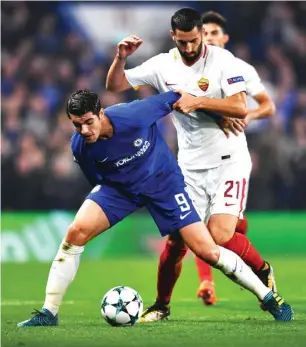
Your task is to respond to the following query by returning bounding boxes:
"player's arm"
[110,92,181,132]
[241,62,276,125]
[106,35,160,93]
[246,91,275,124]
[106,53,132,92]
[125,91,181,127]
[106,35,143,92]
[173,51,248,118]
[173,90,247,119]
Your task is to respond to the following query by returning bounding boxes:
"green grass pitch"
[2,256,306,347]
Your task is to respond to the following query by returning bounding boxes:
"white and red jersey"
[235,57,269,133]
[236,57,265,97]
[125,45,251,170]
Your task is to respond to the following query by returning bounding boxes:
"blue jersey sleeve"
[105,91,180,133]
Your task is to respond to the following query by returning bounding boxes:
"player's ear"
[99,108,104,119]
[223,34,229,45]
[170,30,175,41]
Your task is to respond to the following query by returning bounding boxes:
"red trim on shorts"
[239,178,247,215]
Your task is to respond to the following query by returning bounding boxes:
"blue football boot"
[262,291,294,321]
[17,308,59,327]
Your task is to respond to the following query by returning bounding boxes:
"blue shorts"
[86,171,201,236]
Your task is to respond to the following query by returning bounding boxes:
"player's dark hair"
[66,89,101,118]
[171,8,202,32]
[201,11,227,33]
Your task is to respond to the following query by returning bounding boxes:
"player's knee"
[167,233,186,250]
[66,222,91,246]
[235,217,248,235]
[164,233,188,260]
[193,245,219,266]
[208,221,235,246]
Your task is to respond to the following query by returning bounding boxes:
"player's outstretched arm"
[173,90,248,119]
[122,91,181,128]
[106,35,143,92]
[245,91,275,125]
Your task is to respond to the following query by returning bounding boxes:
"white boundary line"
[1,300,75,306]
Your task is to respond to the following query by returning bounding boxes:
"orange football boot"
[196,280,217,306]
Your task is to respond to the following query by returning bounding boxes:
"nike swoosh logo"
[180,211,192,220]
[232,259,238,272]
[97,157,108,163]
[165,82,178,86]
[225,202,237,206]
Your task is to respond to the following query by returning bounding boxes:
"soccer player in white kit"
[193,11,276,306]
[106,8,280,322]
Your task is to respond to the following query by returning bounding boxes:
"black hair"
[66,89,101,118]
[171,8,202,32]
[201,11,227,32]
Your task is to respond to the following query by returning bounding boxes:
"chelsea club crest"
[133,138,143,147]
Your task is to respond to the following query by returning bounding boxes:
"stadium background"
[1,1,305,262]
[1,2,306,347]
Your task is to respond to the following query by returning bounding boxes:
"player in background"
[106,8,279,322]
[193,11,276,306]
[17,90,292,327]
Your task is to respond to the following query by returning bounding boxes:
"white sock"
[43,241,84,316]
[214,246,271,300]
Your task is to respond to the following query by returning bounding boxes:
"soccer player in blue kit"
[17,90,293,327]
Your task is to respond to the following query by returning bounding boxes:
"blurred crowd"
[1,1,306,211]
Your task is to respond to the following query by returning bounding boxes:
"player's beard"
[176,41,203,63]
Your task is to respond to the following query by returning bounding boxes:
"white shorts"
[183,158,252,223]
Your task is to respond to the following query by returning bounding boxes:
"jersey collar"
[177,44,207,67]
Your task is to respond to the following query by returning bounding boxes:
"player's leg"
[236,216,248,235]
[194,214,249,306]
[17,185,140,327]
[194,256,216,305]
[183,172,218,305]
[156,233,188,306]
[138,232,188,322]
[140,172,293,322]
[138,171,200,322]
[17,199,109,327]
[179,222,293,321]
[207,159,277,296]
[194,215,249,305]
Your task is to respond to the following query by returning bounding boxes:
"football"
[101,286,143,326]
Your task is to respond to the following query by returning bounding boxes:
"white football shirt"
[125,45,251,170]
[235,57,269,133]
[236,58,265,97]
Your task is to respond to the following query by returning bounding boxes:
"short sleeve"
[125,54,163,90]
[220,50,247,97]
[243,63,266,96]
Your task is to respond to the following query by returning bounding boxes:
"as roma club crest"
[197,78,209,92]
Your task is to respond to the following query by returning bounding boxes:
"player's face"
[70,111,101,143]
[171,27,203,63]
[202,23,229,48]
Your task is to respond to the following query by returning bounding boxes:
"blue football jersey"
[71,91,181,193]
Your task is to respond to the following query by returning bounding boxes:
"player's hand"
[173,90,198,113]
[217,117,245,138]
[117,35,143,59]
